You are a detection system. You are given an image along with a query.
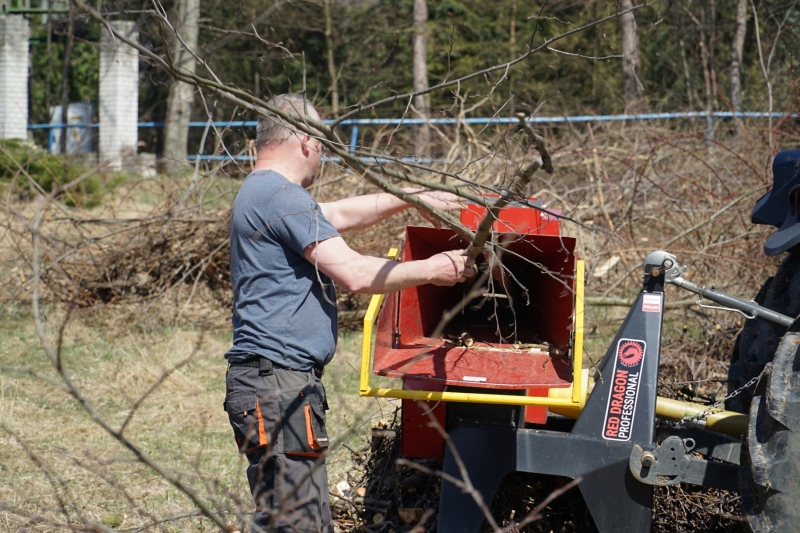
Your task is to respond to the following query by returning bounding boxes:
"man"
[224,93,475,532]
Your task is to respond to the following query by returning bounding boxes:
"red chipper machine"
[359,197,750,533]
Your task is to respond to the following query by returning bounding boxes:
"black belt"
[229,357,324,378]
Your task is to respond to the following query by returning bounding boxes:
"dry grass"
[0,305,237,531]
[0,303,391,531]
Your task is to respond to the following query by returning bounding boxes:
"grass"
[0,303,394,532]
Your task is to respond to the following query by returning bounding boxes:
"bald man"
[223,93,474,532]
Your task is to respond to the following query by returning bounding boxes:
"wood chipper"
[358,149,800,533]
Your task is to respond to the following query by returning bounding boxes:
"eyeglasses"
[316,138,329,157]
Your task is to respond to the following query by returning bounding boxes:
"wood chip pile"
[332,418,746,532]
[331,422,443,532]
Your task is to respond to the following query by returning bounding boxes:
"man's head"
[256,93,321,151]
[255,93,325,187]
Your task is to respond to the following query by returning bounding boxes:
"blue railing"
[30,111,798,161]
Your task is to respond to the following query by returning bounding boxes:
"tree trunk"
[708,0,720,110]
[412,0,430,157]
[508,0,516,106]
[679,39,695,109]
[324,0,339,117]
[674,3,695,109]
[45,14,52,121]
[58,0,76,154]
[698,8,714,115]
[161,0,200,175]
[620,0,642,112]
[730,0,747,116]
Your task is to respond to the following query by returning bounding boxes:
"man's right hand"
[306,238,477,294]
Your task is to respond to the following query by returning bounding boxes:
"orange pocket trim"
[256,400,269,447]
[304,404,324,451]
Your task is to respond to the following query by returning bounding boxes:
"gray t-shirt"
[225,170,340,370]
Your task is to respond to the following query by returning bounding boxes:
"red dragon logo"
[618,341,644,367]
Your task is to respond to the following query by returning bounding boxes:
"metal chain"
[676,374,761,426]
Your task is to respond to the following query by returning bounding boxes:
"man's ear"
[299,135,312,156]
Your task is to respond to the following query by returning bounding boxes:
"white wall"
[99,20,139,169]
[0,15,30,140]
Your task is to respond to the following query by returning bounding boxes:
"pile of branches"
[332,418,746,532]
[19,202,389,322]
[38,213,233,308]
[5,124,788,350]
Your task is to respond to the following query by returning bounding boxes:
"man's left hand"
[411,190,464,228]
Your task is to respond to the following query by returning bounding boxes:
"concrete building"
[0,15,30,140]
[99,20,139,170]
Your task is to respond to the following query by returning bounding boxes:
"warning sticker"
[602,339,646,441]
[642,294,661,313]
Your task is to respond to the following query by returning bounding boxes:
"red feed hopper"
[369,201,580,458]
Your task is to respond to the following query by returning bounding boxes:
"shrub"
[0,139,102,207]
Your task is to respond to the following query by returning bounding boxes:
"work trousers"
[225,362,332,533]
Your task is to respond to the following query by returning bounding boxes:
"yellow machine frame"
[359,250,587,410]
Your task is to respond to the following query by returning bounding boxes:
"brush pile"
[11,206,387,320]
[5,128,782,335]
[38,214,233,308]
[331,423,443,532]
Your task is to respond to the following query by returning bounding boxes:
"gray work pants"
[225,363,332,533]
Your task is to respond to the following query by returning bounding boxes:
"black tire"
[727,253,800,413]
[740,333,800,532]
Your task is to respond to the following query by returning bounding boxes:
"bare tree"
[161,0,200,175]
[730,0,748,117]
[57,0,76,154]
[412,0,431,158]
[620,0,642,111]
[324,0,340,117]
[750,0,799,151]
[682,1,719,134]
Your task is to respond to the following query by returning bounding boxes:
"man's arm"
[319,189,463,232]
[304,236,475,294]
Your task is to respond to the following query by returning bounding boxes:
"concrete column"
[99,21,138,169]
[0,15,30,140]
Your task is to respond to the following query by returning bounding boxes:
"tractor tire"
[740,333,800,532]
[727,253,800,414]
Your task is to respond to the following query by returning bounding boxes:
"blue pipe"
[29,111,798,160]
[349,126,359,151]
[187,154,437,164]
[33,111,797,132]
